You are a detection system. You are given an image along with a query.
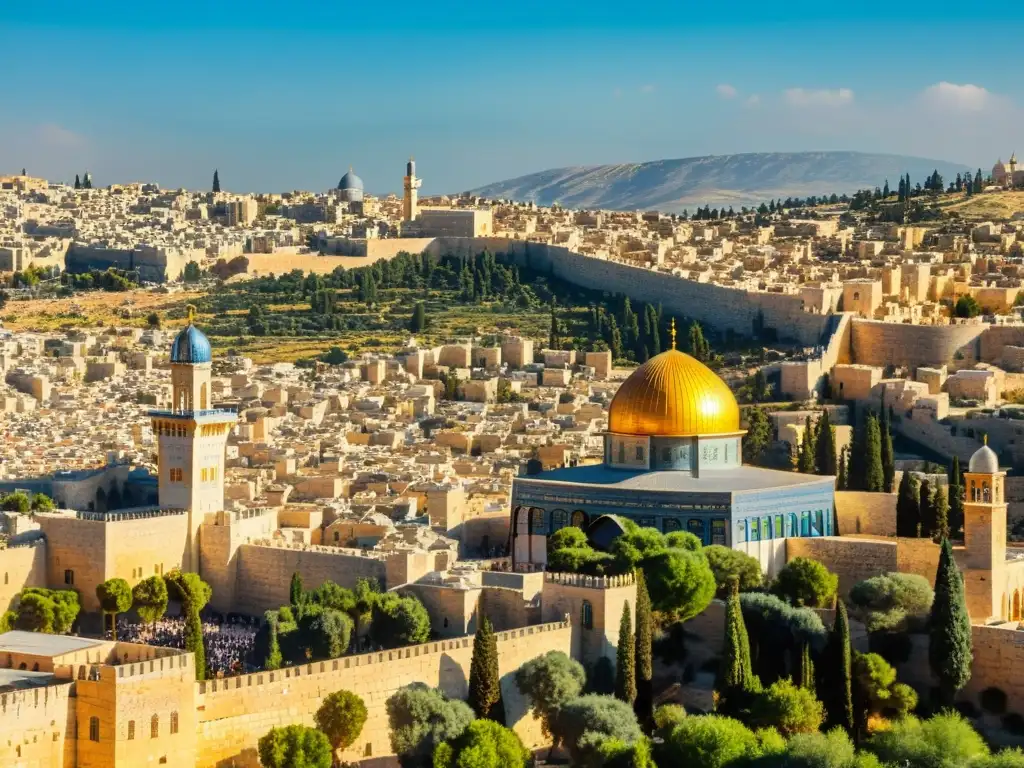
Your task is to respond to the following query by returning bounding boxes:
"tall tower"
[150,307,236,572]
[403,157,421,222]
[962,439,1007,621]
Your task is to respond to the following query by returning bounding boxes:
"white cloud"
[716,84,737,100]
[919,82,993,112]
[783,88,854,107]
[745,94,761,107]
[640,84,656,94]
[36,122,87,149]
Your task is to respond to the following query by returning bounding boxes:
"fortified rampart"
[850,318,988,371]
[0,682,75,768]
[0,539,47,612]
[193,620,572,768]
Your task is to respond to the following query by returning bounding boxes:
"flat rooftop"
[520,464,833,494]
[0,631,105,658]
[0,668,56,692]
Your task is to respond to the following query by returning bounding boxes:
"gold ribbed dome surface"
[608,348,741,437]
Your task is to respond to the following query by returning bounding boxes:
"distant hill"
[467,151,973,212]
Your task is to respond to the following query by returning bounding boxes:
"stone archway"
[1013,590,1021,622]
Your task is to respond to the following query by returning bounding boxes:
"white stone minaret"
[403,157,421,222]
[151,307,236,571]
[962,438,1007,621]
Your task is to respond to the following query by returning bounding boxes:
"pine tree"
[820,601,854,734]
[919,479,934,538]
[814,410,838,477]
[895,471,920,537]
[837,446,848,490]
[212,169,221,193]
[468,617,502,720]
[880,409,895,493]
[634,570,654,721]
[614,602,636,705]
[717,577,758,715]
[931,484,950,543]
[74,174,81,190]
[929,538,973,705]
[290,572,304,607]
[864,413,884,492]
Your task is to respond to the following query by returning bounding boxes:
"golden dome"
[608,348,741,437]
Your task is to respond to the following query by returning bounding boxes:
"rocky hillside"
[467,151,972,212]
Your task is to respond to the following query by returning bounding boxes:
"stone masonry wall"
[785,537,897,600]
[851,319,986,371]
[233,543,387,616]
[835,491,897,536]
[0,540,47,612]
[193,621,572,768]
[0,683,74,768]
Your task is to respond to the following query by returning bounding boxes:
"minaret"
[403,157,421,222]
[962,437,1007,621]
[150,306,237,572]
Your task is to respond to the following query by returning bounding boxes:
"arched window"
[170,712,178,735]
[663,518,681,532]
[581,600,593,630]
[571,510,588,528]
[151,715,159,739]
[199,383,208,410]
[89,717,100,742]
[530,508,546,535]
[687,519,705,542]
[127,721,135,741]
[551,509,568,532]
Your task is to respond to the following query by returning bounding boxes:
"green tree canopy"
[848,572,933,633]
[432,719,529,768]
[30,493,55,512]
[96,578,132,640]
[819,601,854,735]
[370,593,431,649]
[865,712,988,768]
[928,538,973,704]
[771,557,838,608]
[299,608,352,661]
[658,714,771,768]
[615,603,636,705]
[386,684,474,768]
[132,575,169,626]
[0,491,31,513]
[257,724,332,768]
[852,651,917,732]
[704,545,763,598]
[554,694,644,768]
[468,617,502,720]
[750,678,824,736]
[314,689,367,753]
[955,295,982,318]
[717,577,759,717]
[642,547,716,621]
[515,650,586,743]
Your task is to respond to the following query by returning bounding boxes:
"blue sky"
[3,0,1023,194]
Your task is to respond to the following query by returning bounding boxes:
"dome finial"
[670,318,677,350]
[186,304,196,324]
[984,433,988,445]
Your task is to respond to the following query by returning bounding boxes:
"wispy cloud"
[745,94,761,107]
[640,84,656,94]
[919,82,993,112]
[36,122,88,149]
[783,88,854,107]
[716,84,737,100]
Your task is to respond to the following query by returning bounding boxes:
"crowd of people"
[116,615,258,677]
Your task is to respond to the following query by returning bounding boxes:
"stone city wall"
[479,585,538,632]
[193,621,573,768]
[850,319,987,371]
[0,539,47,612]
[232,542,387,616]
[785,536,897,600]
[835,491,897,537]
[0,682,75,768]
[419,238,832,346]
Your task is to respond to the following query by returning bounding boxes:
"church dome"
[608,348,740,437]
[338,168,363,191]
[170,322,212,364]
[969,442,999,474]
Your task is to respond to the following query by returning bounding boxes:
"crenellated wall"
[193,620,573,768]
[0,682,75,768]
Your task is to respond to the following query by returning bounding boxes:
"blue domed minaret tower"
[150,306,237,571]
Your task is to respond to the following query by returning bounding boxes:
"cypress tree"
[848,415,866,490]
[896,471,920,537]
[919,479,934,538]
[797,641,815,693]
[837,446,848,491]
[931,484,950,543]
[74,174,81,190]
[864,413,884,492]
[289,572,304,607]
[798,415,816,473]
[821,601,854,734]
[815,410,838,477]
[634,570,654,721]
[717,577,758,715]
[409,302,427,332]
[468,617,502,720]
[929,538,973,706]
[265,620,282,670]
[880,409,895,493]
[212,169,221,193]
[185,607,206,681]
[615,602,636,706]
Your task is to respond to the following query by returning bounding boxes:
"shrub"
[300,608,352,661]
[257,724,332,768]
[664,531,703,552]
[515,651,586,743]
[386,684,474,768]
[314,690,368,753]
[849,572,933,633]
[549,526,589,552]
[370,593,430,649]
[771,557,838,608]
[782,727,884,768]
[554,695,643,768]
[703,545,763,598]
[865,712,988,768]
[659,714,764,768]
[432,720,529,768]
[852,652,917,725]
[975,748,1024,768]
[642,548,716,621]
[610,528,667,570]
[652,704,686,734]
[750,679,824,736]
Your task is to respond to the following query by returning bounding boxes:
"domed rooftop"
[338,167,363,191]
[170,312,212,364]
[608,347,740,437]
[969,440,999,474]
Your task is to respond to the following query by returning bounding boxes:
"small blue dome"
[170,323,212,364]
[339,168,363,191]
